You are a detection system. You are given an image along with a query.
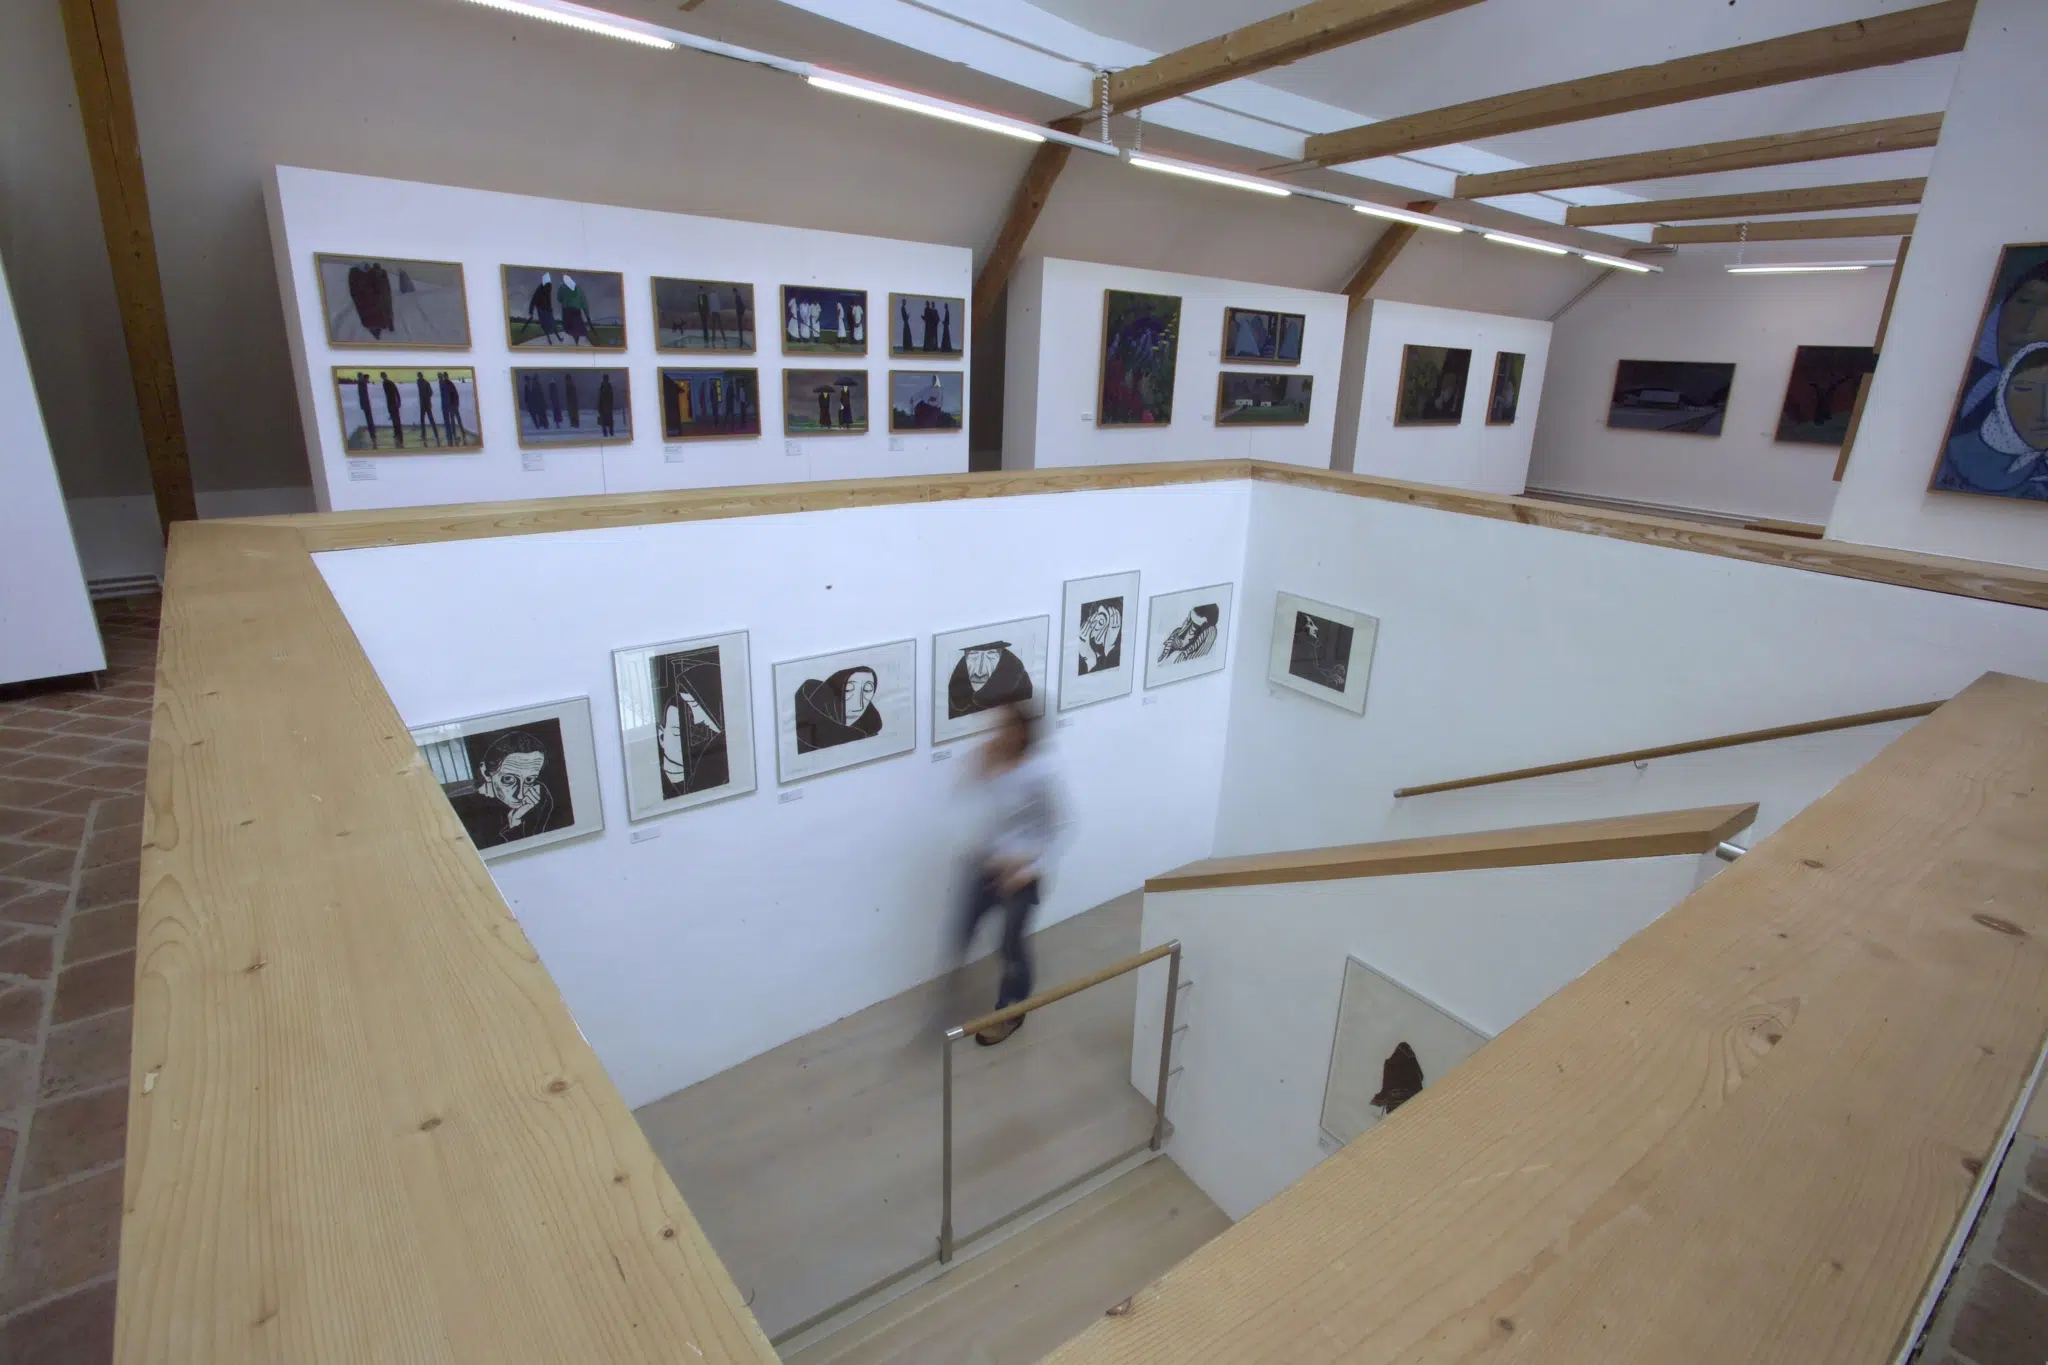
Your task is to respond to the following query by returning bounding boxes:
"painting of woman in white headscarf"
[1930,243,2048,503]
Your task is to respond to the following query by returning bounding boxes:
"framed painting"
[782,285,869,355]
[1775,345,1875,445]
[652,278,756,353]
[1486,352,1526,425]
[1395,345,1471,425]
[332,366,481,453]
[772,639,917,782]
[501,265,627,350]
[1097,290,1180,426]
[314,253,470,348]
[411,697,603,861]
[660,368,761,440]
[931,615,1049,746]
[1060,570,1140,711]
[889,371,964,433]
[1929,243,2048,503]
[1320,956,1488,1147]
[1606,359,1735,435]
[510,367,631,447]
[1267,591,1377,715]
[1216,372,1312,425]
[888,292,965,358]
[784,370,869,435]
[1221,307,1304,364]
[1144,583,1233,690]
[612,631,756,820]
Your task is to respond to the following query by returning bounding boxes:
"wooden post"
[60,0,196,530]
[1835,233,1913,482]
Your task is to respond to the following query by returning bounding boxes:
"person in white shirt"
[951,703,1060,1045]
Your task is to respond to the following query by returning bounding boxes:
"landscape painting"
[410,697,604,861]
[1607,359,1736,435]
[511,367,631,447]
[653,278,756,352]
[1395,345,1471,425]
[1487,352,1526,425]
[782,285,869,355]
[784,370,869,435]
[1098,290,1181,426]
[502,266,627,349]
[1931,242,2048,503]
[1775,346,1875,445]
[611,631,757,820]
[1216,372,1312,425]
[331,366,481,452]
[1221,307,1305,364]
[889,293,965,358]
[1320,956,1488,1146]
[889,371,964,432]
[661,368,760,440]
[315,254,470,348]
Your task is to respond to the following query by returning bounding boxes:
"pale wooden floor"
[635,892,1170,1340]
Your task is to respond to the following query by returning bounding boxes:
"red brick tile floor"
[1921,1087,2048,1365]
[0,595,154,1364]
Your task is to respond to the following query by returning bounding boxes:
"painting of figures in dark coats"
[889,292,964,358]
[661,368,760,440]
[1098,290,1181,426]
[653,278,756,352]
[889,371,964,432]
[332,366,481,452]
[512,367,631,447]
[1395,345,1471,425]
[782,285,869,355]
[502,265,627,349]
[1607,359,1736,435]
[315,254,470,348]
[784,370,869,435]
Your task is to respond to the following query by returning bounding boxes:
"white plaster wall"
[1528,248,1888,525]
[1132,855,1706,1219]
[316,483,1250,1107]
[1829,0,2048,569]
[1003,255,1345,470]
[1333,299,1552,495]
[270,166,972,513]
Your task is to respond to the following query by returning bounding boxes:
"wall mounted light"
[1483,232,1570,256]
[1127,154,1293,197]
[457,0,676,49]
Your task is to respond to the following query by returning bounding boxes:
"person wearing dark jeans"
[955,866,1038,1031]
[951,702,1059,1046]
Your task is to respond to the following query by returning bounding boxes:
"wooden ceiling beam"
[1455,113,1942,199]
[971,114,1088,332]
[1653,214,1916,244]
[1105,0,1482,112]
[1304,0,1974,165]
[1567,177,1923,228]
[1341,201,1437,305]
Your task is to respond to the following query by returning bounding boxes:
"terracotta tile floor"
[0,595,155,1364]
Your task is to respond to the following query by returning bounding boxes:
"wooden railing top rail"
[1146,804,1758,893]
[956,940,1176,1036]
[1051,672,2048,1365]
[1393,700,1945,799]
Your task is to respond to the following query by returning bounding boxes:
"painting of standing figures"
[661,368,761,440]
[511,367,632,447]
[889,371,964,432]
[1098,290,1181,426]
[331,366,481,452]
[501,265,626,349]
[784,370,869,435]
[1931,243,2048,503]
[315,254,470,348]
[653,278,755,352]
[888,293,964,357]
[782,285,868,355]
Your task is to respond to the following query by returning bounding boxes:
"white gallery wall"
[1003,255,1345,470]
[270,166,972,512]
[317,483,1250,1107]
[1332,298,1552,495]
[1528,249,1889,526]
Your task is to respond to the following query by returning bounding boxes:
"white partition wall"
[268,165,973,512]
[1003,255,1345,470]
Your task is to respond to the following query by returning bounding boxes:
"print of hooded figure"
[793,665,883,753]
[654,649,728,799]
[1371,1040,1423,1115]
[947,641,1033,718]
[1940,340,2048,499]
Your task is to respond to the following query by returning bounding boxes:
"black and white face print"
[1059,571,1140,711]
[1267,592,1378,715]
[411,697,605,861]
[1144,583,1234,689]
[772,639,917,782]
[931,616,1049,745]
[612,631,756,821]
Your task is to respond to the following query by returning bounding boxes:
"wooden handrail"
[956,940,1177,1036]
[1393,700,1944,799]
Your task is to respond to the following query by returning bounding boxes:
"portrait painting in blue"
[1930,243,2048,504]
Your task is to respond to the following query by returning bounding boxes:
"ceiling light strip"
[457,0,675,50]
[1581,251,1655,273]
[1483,232,1570,256]
[807,74,1046,144]
[1726,263,1872,274]
[1127,154,1292,197]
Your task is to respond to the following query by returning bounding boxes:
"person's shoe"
[975,1016,1023,1046]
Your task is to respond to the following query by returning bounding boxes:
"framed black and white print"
[1060,571,1140,711]
[411,697,604,861]
[772,639,917,782]
[932,616,1049,746]
[1267,591,1377,714]
[612,631,756,821]
[1144,583,1233,689]
[1320,956,1487,1147]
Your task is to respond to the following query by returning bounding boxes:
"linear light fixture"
[1349,202,1463,234]
[808,72,1044,144]
[1726,263,1872,275]
[1484,232,1570,256]
[457,0,674,49]
[1128,154,1292,197]
[1582,251,1655,273]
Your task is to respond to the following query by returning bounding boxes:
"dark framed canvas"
[1097,290,1181,426]
[784,370,869,435]
[314,254,470,348]
[888,371,964,433]
[612,631,756,820]
[1221,307,1306,365]
[781,285,869,355]
[1606,359,1735,436]
[1774,346,1876,445]
[1216,372,1313,425]
[1929,242,2048,503]
[332,366,481,453]
[660,368,761,440]
[510,367,631,447]
[411,697,604,861]
[652,278,756,353]
[1486,352,1526,425]
[1395,345,1471,426]
[501,266,626,350]
[888,293,965,358]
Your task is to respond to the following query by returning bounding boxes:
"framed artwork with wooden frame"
[1394,344,1471,426]
[1220,307,1305,365]
[314,253,472,349]
[1926,241,2048,506]
[1097,289,1181,427]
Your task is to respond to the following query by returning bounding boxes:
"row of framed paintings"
[1601,349,1879,444]
[327,365,964,453]
[414,581,1380,863]
[314,252,963,358]
[1097,290,1317,427]
[1393,346,1525,427]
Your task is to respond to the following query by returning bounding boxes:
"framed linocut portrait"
[1267,591,1377,715]
[772,639,917,782]
[412,697,604,861]
[931,615,1049,746]
[1061,570,1140,710]
[612,631,757,821]
[1320,956,1487,1147]
[1144,583,1233,689]
[1929,242,2048,503]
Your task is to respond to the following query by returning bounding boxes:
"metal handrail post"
[1150,944,1181,1151]
[939,1027,961,1263]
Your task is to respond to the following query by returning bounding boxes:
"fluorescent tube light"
[1484,232,1569,256]
[1726,263,1870,275]
[1128,155,1292,197]
[807,72,1046,144]
[1351,202,1462,234]
[1582,252,1654,273]
[457,0,674,49]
